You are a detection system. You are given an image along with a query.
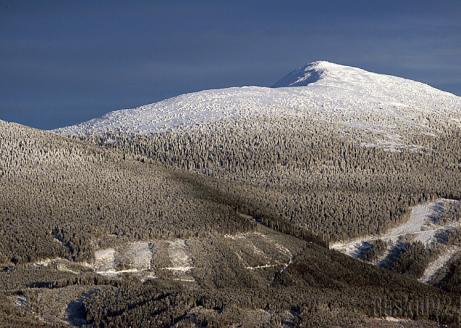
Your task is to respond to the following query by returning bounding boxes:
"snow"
[56,263,80,275]
[225,231,293,272]
[93,248,116,272]
[419,246,460,283]
[14,295,27,307]
[164,239,194,273]
[173,278,195,282]
[93,242,153,276]
[117,241,152,271]
[53,61,461,150]
[245,264,284,270]
[383,316,409,323]
[96,268,141,277]
[384,201,442,244]
[33,258,60,267]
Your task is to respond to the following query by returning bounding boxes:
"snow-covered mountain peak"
[273,60,356,87]
[53,61,461,150]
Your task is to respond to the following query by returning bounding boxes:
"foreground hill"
[0,119,251,264]
[2,119,461,326]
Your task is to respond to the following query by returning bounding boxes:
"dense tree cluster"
[82,117,461,241]
[437,228,461,246]
[437,201,461,225]
[2,112,461,326]
[437,256,461,294]
[385,241,437,278]
[357,239,388,262]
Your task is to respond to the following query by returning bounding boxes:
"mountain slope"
[53,62,461,243]
[0,119,253,264]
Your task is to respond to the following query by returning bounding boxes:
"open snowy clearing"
[163,239,194,273]
[28,231,298,282]
[225,231,293,271]
[331,199,460,257]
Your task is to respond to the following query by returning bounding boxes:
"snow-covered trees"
[0,121,255,264]
[78,117,461,243]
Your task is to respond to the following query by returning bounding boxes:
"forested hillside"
[78,118,461,242]
[0,120,252,264]
[2,120,461,326]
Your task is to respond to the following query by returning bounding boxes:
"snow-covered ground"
[29,232,297,283]
[93,242,154,276]
[163,239,194,273]
[53,61,461,150]
[225,231,293,271]
[93,248,116,272]
[420,245,460,283]
[331,199,461,263]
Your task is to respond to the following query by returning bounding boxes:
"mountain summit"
[272,60,333,87]
[54,61,460,150]
[273,60,455,93]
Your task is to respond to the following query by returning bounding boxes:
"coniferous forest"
[2,115,461,327]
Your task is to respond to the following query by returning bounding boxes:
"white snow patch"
[33,258,61,268]
[383,200,446,244]
[14,295,27,307]
[164,239,193,273]
[224,231,266,240]
[95,268,141,277]
[226,232,293,272]
[118,241,152,271]
[56,263,80,275]
[93,248,116,272]
[384,316,409,322]
[173,278,195,282]
[256,233,293,272]
[162,266,194,273]
[93,242,153,276]
[140,272,158,282]
[224,232,250,240]
[245,264,284,270]
[420,246,461,283]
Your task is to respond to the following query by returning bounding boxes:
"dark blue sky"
[1,0,460,129]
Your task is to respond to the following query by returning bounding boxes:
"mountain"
[53,62,461,243]
[3,62,461,326]
[55,61,461,150]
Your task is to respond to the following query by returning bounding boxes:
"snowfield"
[53,61,461,150]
